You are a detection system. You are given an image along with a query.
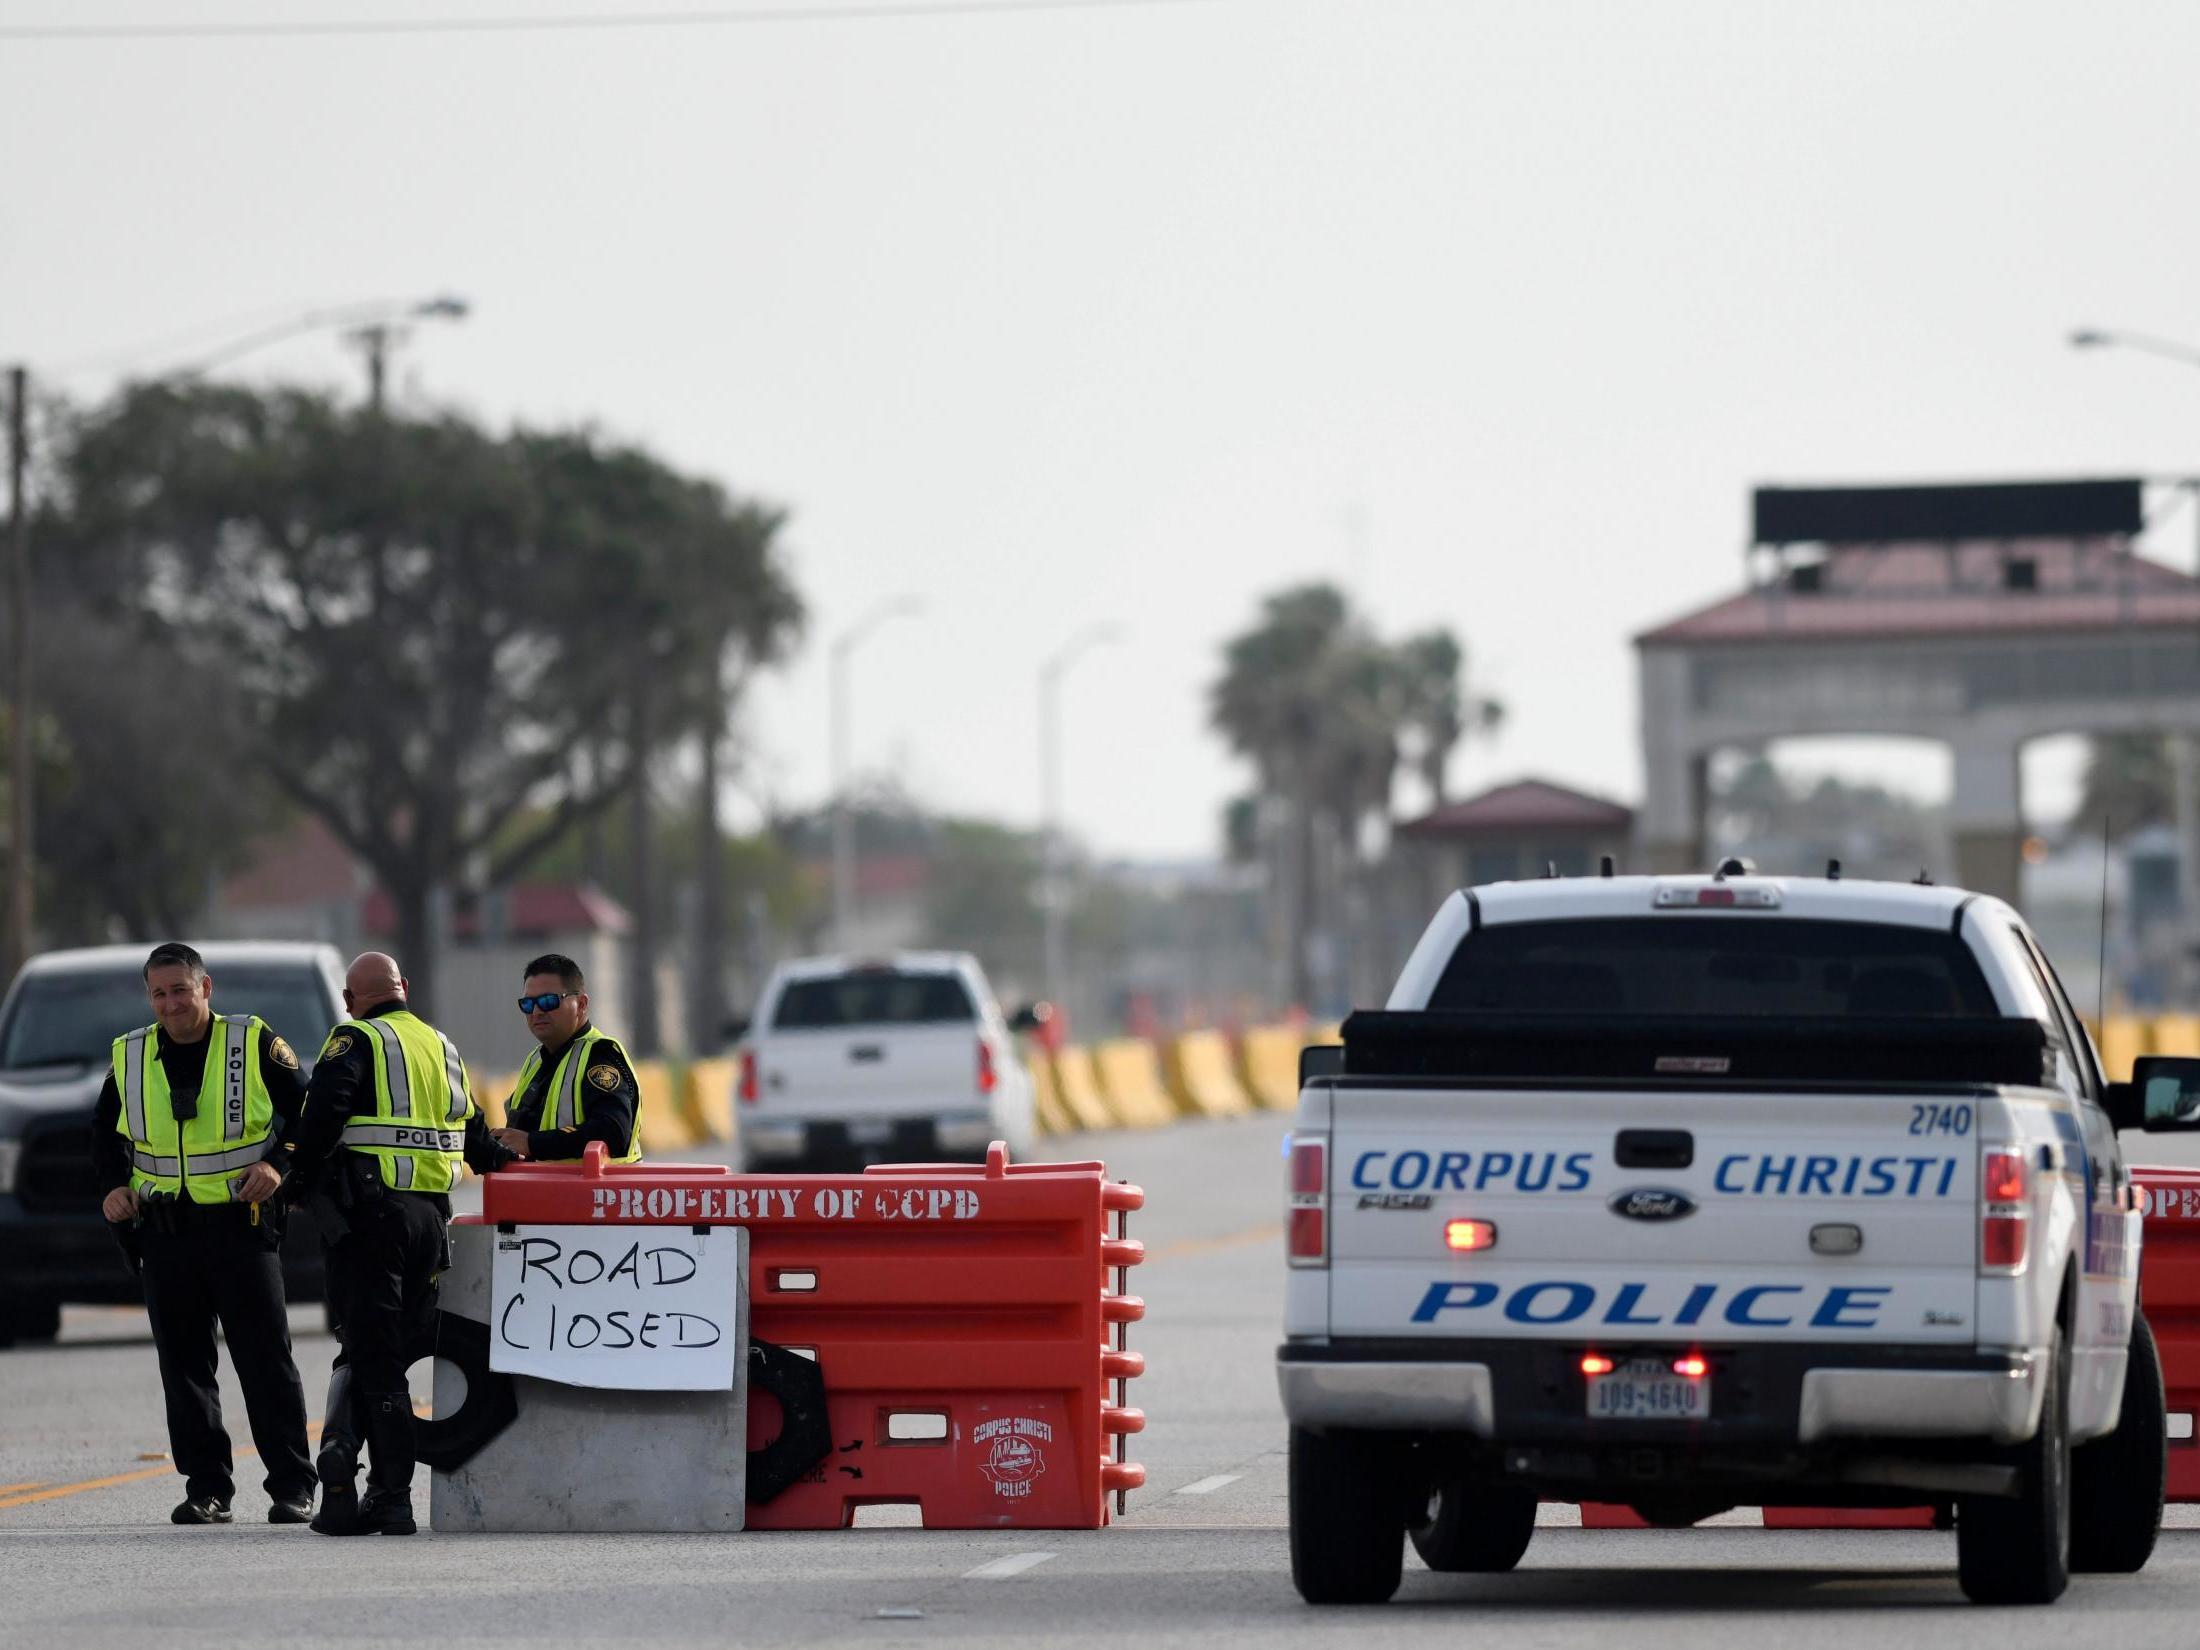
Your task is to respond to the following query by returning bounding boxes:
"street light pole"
[5,367,29,986]
[2071,323,2200,1000]
[1039,624,1123,1017]
[829,596,922,952]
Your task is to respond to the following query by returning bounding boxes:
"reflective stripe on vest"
[341,1121,465,1153]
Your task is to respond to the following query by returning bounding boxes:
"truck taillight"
[977,1039,998,1096]
[1982,1147,2028,1270]
[739,1050,759,1105]
[1288,1136,1327,1268]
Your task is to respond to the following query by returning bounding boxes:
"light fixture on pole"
[1039,623,1124,1017]
[171,293,472,409]
[830,595,923,953]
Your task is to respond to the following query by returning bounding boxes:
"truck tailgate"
[1325,1085,1981,1344]
[753,1024,979,1117]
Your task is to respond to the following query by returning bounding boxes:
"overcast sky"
[8,0,2200,858]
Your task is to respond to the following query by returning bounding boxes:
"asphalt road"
[5,1113,2199,1649]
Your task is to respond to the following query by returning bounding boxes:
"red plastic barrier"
[474,1141,1145,1529]
[2135,1164,2200,1504]
[1762,1506,1934,1529]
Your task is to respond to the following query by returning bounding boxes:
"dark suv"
[0,941,346,1345]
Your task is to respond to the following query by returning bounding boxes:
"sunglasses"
[517,991,577,1014]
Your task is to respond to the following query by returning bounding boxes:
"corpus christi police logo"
[1609,1188,1696,1222]
[975,1415,1052,1499]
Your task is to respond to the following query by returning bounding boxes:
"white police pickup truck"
[1279,871,2200,1606]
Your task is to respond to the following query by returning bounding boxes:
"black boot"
[310,1366,362,1536]
[338,1389,417,1537]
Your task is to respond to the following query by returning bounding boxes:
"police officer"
[92,942,317,1525]
[492,952,644,1163]
[282,951,515,1536]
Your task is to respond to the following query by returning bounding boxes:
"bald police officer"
[282,951,516,1535]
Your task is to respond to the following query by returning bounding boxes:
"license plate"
[1587,1360,1711,1421]
[848,1121,894,1145]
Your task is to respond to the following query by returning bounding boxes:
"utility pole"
[5,367,30,985]
[346,323,394,413]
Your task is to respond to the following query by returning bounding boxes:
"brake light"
[1672,1355,1709,1379]
[1654,884,1781,909]
[1288,1137,1327,1267]
[738,1050,759,1105]
[977,1039,998,1096]
[1444,1219,1497,1252]
[1580,1354,1616,1376]
[1982,1147,2028,1269]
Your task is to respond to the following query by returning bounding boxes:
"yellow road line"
[0,1466,173,1510]
[0,1481,44,1495]
[1,1418,330,1514]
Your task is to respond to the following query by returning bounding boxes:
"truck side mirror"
[721,1014,750,1043]
[2125,1056,2200,1131]
[1008,1002,1051,1035]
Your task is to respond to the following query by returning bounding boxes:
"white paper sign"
[489,1224,741,1391]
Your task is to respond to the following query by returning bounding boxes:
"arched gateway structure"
[1636,479,2200,905]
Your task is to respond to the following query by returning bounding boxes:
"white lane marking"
[964,1551,1056,1580]
[1174,1474,1242,1495]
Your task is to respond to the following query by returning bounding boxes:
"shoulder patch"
[322,1032,353,1060]
[269,1036,300,1070]
[587,1062,623,1092]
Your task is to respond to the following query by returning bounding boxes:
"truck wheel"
[1289,1426,1407,1604]
[1956,1327,2070,1605]
[1411,1480,1535,1572]
[2070,1312,2166,1574]
[0,1297,61,1347]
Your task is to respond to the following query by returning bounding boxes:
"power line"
[0,0,1215,43]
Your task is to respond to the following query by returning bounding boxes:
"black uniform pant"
[139,1214,315,1505]
[324,1190,446,1492]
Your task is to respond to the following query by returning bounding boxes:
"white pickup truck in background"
[1280,871,2200,1607]
[733,951,1037,1171]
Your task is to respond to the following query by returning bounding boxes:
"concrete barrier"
[1052,1046,1119,1132]
[430,1220,752,1531]
[1093,1039,1179,1129]
[1164,1030,1255,1118]
[1238,1026,1303,1112]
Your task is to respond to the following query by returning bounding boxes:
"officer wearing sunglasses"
[492,952,644,1163]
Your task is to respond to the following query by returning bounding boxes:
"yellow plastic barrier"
[1027,1052,1075,1136]
[2149,1015,2200,1059]
[1051,1046,1117,1132]
[2094,1017,2152,1083]
[1165,1030,1255,1118]
[634,1061,695,1155]
[1239,1025,1303,1111]
[684,1056,737,1143]
[476,1072,521,1129]
[1094,1039,1179,1129]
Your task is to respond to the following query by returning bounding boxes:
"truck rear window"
[1427,917,1997,1019]
[770,972,976,1030]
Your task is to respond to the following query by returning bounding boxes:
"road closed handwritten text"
[489,1224,743,1391]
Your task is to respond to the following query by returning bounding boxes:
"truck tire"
[1289,1426,1407,1604]
[1956,1327,2070,1605]
[2069,1311,2166,1574]
[1411,1480,1535,1572]
[0,1296,61,1347]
